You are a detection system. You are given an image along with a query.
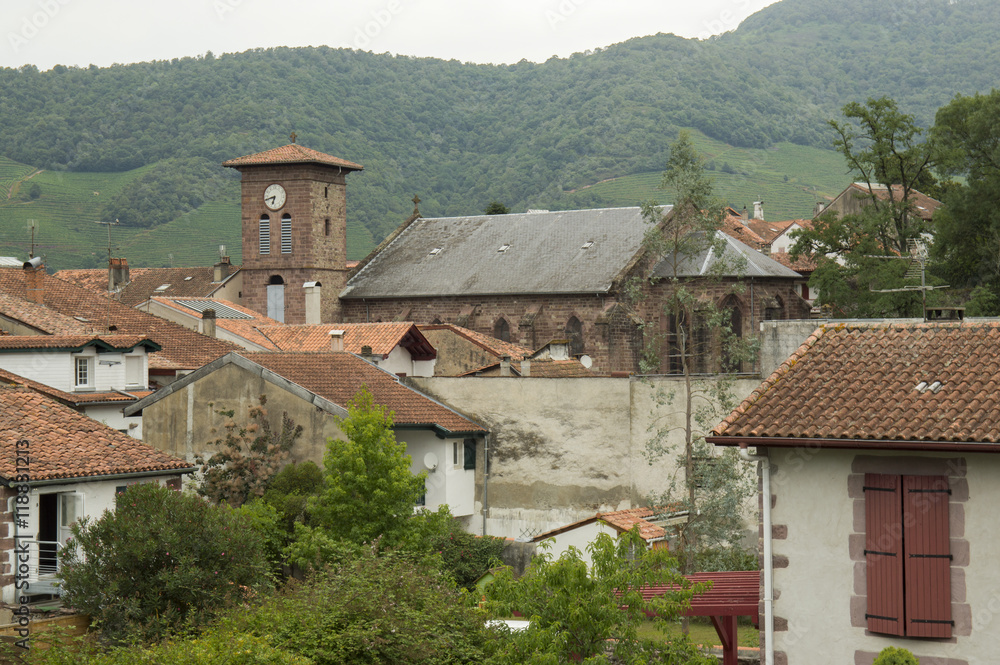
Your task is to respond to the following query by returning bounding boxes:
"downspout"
[481,434,490,536]
[740,444,773,665]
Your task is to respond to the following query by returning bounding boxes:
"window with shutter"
[281,214,292,253]
[864,473,952,638]
[259,216,271,254]
[463,439,476,471]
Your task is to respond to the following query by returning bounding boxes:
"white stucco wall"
[0,347,148,393]
[536,520,623,569]
[768,447,1000,665]
[403,431,475,517]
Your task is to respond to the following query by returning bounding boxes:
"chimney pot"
[520,359,531,377]
[329,329,346,353]
[500,355,511,377]
[23,258,45,304]
[202,308,217,338]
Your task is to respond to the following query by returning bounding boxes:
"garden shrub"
[59,482,273,644]
[874,646,919,665]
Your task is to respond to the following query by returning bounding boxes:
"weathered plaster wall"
[766,448,998,665]
[410,375,762,540]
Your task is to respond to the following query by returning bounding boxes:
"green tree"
[930,89,1000,299]
[59,483,273,644]
[196,395,303,508]
[484,200,510,215]
[298,387,426,547]
[791,97,940,316]
[484,528,714,664]
[638,132,757,585]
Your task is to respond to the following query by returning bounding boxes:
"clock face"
[263,184,286,210]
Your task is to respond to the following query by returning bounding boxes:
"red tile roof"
[532,506,683,543]
[746,219,799,244]
[711,321,1000,446]
[0,291,94,334]
[0,367,152,406]
[151,297,282,350]
[222,144,363,171]
[720,215,767,250]
[258,322,433,357]
[0,270,238,371]
[850,183,942,221]
[239,352,483,434]
[0,334,158,352]
[55,266,239,307]
[418,324,533,361]
[767,249,817,273]
[0,386,191,481]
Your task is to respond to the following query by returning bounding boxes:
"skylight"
[154,284,171,292]
[498,244,511,253]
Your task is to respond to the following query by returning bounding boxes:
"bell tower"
[223,143,363,323]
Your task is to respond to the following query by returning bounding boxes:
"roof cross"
[412,194,421,215]
[289,132,297,144]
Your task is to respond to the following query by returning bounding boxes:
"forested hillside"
[0,0,996,268]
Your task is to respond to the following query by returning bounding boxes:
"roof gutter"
[6,467,195,488]
[707,435,1000,453]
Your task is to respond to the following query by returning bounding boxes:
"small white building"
[0,335,159,437]
[0,385,192,602]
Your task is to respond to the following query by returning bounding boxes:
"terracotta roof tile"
[0,291,94,334]
[151,297,282,350]
[720,215,768,250]
[532,505,684,543]
[56,266,239,307]
[0,385,190,481]
[850,183,942,222]
[417,323,533,361]
[0,367,151,406]
[0,334,157,351]
[745,219,799,244]
[0,270,238,371]
[767,249,817,273]
[258,322,431,356]
[222,144,363,171]
[239,352,483,434]
[712,321,1000,444]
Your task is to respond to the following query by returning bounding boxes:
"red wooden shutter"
[864,473,905,636]
[903,475,953,638]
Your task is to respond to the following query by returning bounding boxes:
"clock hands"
[266,195,277,205]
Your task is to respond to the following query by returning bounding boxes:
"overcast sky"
[4,0,779,70]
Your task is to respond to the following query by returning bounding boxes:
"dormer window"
[74,356,93,390]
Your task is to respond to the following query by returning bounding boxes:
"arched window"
[280,213,292,254]
[258,215,270,254]
[565,316,584,356]
[494,318,510,342]
[720,295,744,372]
[266,275,285,322]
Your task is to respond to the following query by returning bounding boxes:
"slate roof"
[652,231,803,279]
[342,207,665,298]
[532,506,685,544]
[127,352,485,436]
[0,386,191,481]
[710,321,1000,448]
[222,144,363,171]
[0,270,238,371]
[258,322,436,359]
[55,265,239,307]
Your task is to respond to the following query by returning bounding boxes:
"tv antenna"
[26,219,37,258]
[94,219,120,262]
[868,239,948,311]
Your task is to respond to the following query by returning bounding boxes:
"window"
[453,440,462,467]
[280,214,292,253]
[74,357,92,389]
[259,215,271,254]
[494,317,510,342]
[864,473,952,638]
[463,439,476,471]
[125,355,142,386]
[324,218,331,236]
[565,316,583,356]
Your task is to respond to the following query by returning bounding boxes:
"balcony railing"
[17,540,63,596]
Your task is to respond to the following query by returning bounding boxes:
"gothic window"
[494,317,510,342]
[565,316,584,356]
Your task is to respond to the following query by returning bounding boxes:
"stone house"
[708,321,999,665]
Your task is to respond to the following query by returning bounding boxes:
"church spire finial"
[289,132,297,144]
[412,194,421,215]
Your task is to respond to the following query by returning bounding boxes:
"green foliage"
[261,460,323,535]
[484,200,510,215]
[230,547,491,665]
[873,646,919,665]
[399,506,507,589]
[964,285,1000,317]
[196,395,303,508]
[59,483,274,644]
[484,529,714,664]
[100,157,228,228]
[26,182,41,199]
[294,387,426,559]
[791,97,940,317]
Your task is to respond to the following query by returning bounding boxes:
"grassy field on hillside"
[565,131,849,221]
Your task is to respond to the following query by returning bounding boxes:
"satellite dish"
[423,452,438,471]
[579,354,593,369]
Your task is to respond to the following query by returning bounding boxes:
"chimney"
[753,201,764,220]
[500,355,511,377]
[360,345,375,363]
[108,257,129,291]
[741,206,748,223]
[520,359,531,377]
[813,201,826,217]
[22,257,44,304]
[549,340,570,361]
[304,282,322,325]
[329,329,345,352]
[213,256,231,283]
[202,308,217,338]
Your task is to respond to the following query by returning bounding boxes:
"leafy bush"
[262,460,323,535]
[59,483,274,644]
[874,646,919,665]
[197,395,303,508]
[231,547,491,665]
